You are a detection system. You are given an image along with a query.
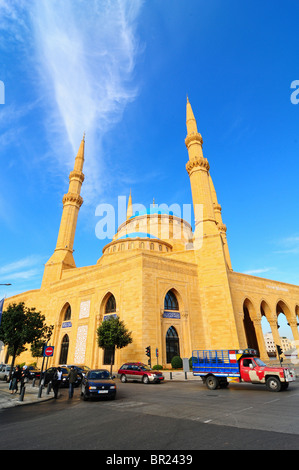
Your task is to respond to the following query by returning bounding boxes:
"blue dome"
[119,232,159,240]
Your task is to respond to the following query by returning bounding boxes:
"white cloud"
[242,267,274,275]
[30,0,144,202]
[0,255,44,278]
[0,0,144,203]
[274,235,299,255]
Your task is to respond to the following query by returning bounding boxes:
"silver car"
[0,364,11,381]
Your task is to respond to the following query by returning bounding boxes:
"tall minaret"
[185,97,217,237]
[41,135,85,288]
[185,98,239,349]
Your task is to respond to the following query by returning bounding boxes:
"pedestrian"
[10,365,21,394]
[67,366,78,398]
[20,365,30,394]
[52,367,63,399]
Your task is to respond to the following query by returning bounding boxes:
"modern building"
[2,99,299,368]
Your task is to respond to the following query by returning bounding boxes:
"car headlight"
[110,385,116,389]
[89,386,97,390]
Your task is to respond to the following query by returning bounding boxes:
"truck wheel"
[206,375,219,390]
[266,376,281,392]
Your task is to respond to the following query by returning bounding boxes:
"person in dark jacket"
[19,366,30,394]
[52,367,63,399]
[11,366,21,394]
[67,366,78,399]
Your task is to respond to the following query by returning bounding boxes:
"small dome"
[130,208,174,219]
[119,232,159,240]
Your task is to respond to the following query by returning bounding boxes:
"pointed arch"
[59,334,69,365]
[166,326,180,363]
[164,290,179,311]
[243,299,259,352]
[105,294,116,313]
[59,302,72,323]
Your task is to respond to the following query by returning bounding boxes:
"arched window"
[64,305,71,321]
[105,294,116,313]
[166,326,180,363]
[59,334,69,365]
[164,290,179,311]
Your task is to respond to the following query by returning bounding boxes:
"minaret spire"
[127,189,133,220]
[185,98,216,235]
[186,96,198,136]
[41,135,85,287]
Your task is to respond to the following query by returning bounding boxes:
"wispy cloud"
[0,255,45,282]
[242,267,274,276]
[31,0,144,202]
[0,0,144,202]
[274,235,299,255]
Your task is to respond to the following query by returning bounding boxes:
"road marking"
[232,406,253,414]
[263,398,280,405]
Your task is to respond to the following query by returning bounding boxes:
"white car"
[0,364,12,381]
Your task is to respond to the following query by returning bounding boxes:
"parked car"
[81,369,116,401]
[0,364,12,382]
[118,362,164,384]
[64,364,90,379]
[28,366,41,380]
[41,366,81,388]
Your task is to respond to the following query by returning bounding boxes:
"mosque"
[2,98,299,368]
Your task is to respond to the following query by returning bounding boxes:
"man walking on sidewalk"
[67,366,78,399]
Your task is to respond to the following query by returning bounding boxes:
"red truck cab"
[239,355,295,391]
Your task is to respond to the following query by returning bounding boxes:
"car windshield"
[254,358,267,367]
[89,371,110,380]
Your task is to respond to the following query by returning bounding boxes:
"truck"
[192,349,296,392]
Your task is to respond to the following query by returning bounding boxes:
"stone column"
[268,319,282,358]
[288,319,299,355]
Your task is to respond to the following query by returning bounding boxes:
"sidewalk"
[0,380,54,410]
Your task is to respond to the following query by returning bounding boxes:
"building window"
[64,305,71,321]
[166,326,180,363]
[105,294,116,313]
[59,334,69,365]
[164,290,179,311]
[150,243,154,250]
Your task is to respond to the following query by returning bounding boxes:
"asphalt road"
[0,379,299,452]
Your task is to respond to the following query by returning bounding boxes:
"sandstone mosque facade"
[2,99,299,368]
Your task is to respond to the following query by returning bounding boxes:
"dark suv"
[118,362,164,384]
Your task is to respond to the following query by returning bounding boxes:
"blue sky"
[0,0,299,338]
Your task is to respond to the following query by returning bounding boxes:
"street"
[0,379,299,451]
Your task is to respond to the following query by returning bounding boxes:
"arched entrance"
[59,334,69,364]
[166,326,180,363]
[243,299,259,353]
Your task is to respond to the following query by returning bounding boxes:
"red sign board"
[43,346,54,357]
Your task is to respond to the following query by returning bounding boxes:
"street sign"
[43,345,54,357]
